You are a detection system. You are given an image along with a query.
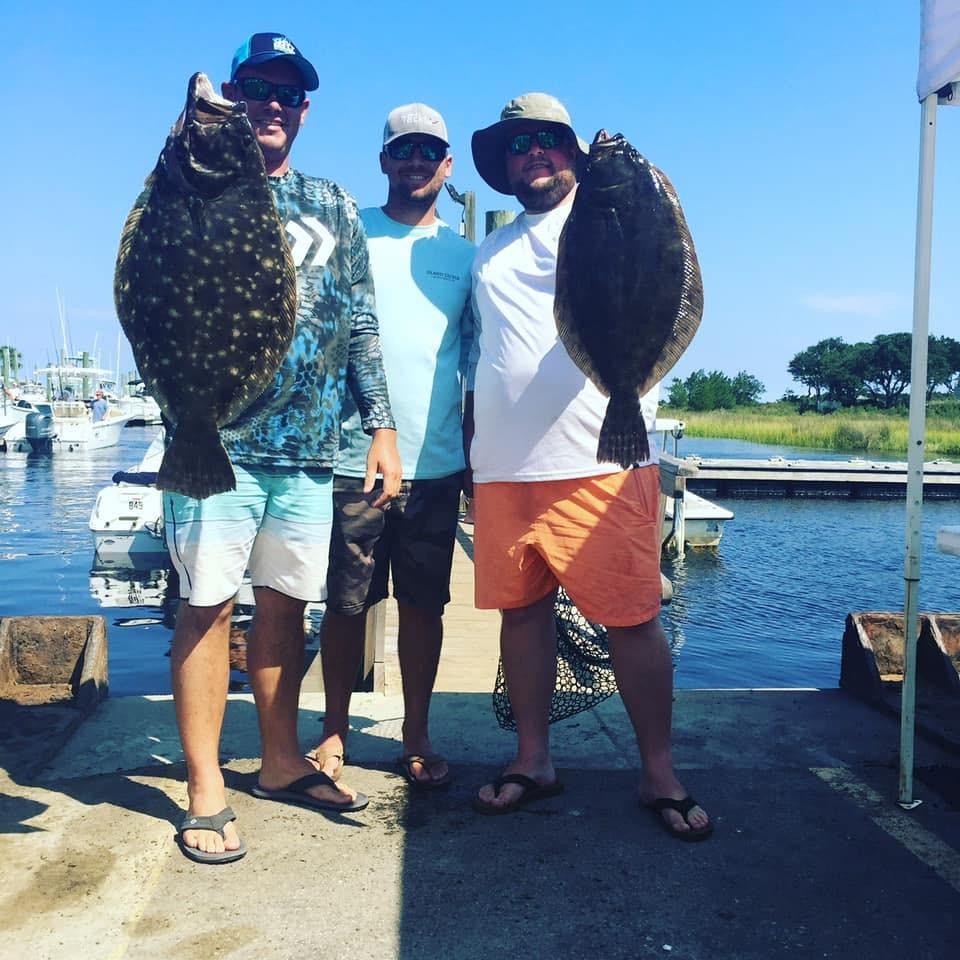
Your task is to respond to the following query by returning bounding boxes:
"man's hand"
[365,429,401,508]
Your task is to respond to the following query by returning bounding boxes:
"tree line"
[665,333,960,411]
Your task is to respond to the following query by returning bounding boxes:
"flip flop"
[305,748,346,781]
[472,773,564,815]
[644,795,713,842]
[176,806,247,864]
[251,772,369,812]
[396,753,451,791]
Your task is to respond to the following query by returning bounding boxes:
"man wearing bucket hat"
[165,32,400,864]
[466,93,711,839]
[307,103,474,792]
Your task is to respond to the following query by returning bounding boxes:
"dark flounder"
[114,73,297,498]
[555,131,703,467]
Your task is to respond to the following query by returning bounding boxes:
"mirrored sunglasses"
[385,140,447,162]
[235,76,305,108]
[507,129,565,155]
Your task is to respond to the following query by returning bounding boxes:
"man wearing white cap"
[306,103,474,792]
[465,93,711,839]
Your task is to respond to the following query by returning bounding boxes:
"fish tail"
[157,426,236,499]
[598,395,650,468]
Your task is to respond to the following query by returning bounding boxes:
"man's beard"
[396,178,443,208]
[512,168,576,213]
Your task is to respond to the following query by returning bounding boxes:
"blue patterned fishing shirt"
[220,169,395,467]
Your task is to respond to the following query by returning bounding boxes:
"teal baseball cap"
[230,33,319,91]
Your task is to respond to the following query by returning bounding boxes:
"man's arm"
[461,284,481,498]
[344,205,400,505]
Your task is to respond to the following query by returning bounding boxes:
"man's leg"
[312,609,366,778]
[396,601,447,784]
[249,587,361,804]
[607,619,710,835]
[170,598,242,856]
[476,589,559,809]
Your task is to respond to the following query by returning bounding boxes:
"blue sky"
[3,1,957,401]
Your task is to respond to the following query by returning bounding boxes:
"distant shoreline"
[665,404,960,458]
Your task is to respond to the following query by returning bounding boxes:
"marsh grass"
[670,404,960,458]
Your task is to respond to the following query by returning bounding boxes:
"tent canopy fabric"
[918,0,960,99]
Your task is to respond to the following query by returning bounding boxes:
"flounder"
[555,130,703,466]
[114,72,297,498]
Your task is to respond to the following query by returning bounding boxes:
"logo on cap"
[273,37,297,55]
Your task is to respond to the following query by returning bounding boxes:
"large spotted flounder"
[555,131,703,467]
[115,73,297,498]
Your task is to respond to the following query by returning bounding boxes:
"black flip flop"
[396,754,452,791]
[176,806,247,864]
[473,773,564,815]
[644,795,713,842]
[251,772,369,812]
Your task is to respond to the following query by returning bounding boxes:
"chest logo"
[285,217,336,269]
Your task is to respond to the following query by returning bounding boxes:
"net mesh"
[493,586,619,731]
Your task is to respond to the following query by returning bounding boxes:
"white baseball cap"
[383,103,449,147]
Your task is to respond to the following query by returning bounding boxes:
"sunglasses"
[385,139,447,162]
[506,129,565,155]
[235,76,306,108]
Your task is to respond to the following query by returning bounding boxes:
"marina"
[2,426,958,697]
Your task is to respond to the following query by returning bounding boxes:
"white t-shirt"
[468,202,659,484]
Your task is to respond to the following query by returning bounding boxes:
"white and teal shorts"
[164,464,334,606]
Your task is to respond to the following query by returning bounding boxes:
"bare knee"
[501,590,556,630]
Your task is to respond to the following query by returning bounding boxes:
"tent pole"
[898,92,938,808]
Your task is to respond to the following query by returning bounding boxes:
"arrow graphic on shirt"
[285,217,336,269]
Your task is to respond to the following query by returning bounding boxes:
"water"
[1,427,957,695]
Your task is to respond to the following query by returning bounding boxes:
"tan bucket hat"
[471,92,590,195]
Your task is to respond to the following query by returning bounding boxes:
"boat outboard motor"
[25,410,56,453]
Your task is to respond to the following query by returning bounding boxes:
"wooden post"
[361,602,387,692]
[485,209,516,235]
[463,191,477,243]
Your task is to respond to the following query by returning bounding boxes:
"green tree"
[857,333,912,408]
[928,335,960,398]
[731,370,765,405]
[788,337,858,402]
[684,369,736,410]
[665,377,689,407]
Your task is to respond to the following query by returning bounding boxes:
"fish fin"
[597,394,650,468]
[114,192,150,312]
[157,426,236,500]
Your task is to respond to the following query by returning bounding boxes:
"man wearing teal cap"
[165,32,400,864]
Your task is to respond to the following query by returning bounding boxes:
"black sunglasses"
[506,129,565,155]
[235,76,306,108]
[385,139,447,162]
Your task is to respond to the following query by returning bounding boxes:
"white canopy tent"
[898,1,960,806]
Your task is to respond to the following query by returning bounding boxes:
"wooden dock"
[301,520,501,696]
[685,457,960,499]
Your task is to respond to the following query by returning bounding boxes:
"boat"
[655,418,734,549]
[2,395,133,453]
[662,488,734,548]
[2,361,134,452]
[116,380,163,426]
[89,429,166,560]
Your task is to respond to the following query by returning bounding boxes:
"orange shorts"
[473,466,662,627]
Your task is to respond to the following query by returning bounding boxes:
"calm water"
[0,426,957,695]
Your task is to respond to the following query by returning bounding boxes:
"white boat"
[89,430,166,560]
[117,381,163,426]
[662,489,734,547]
[2,397,133,452]
[655,417,734,549]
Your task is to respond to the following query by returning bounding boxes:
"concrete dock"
[2,523,959,959]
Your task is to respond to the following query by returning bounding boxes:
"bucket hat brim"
[471,93,590,195]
